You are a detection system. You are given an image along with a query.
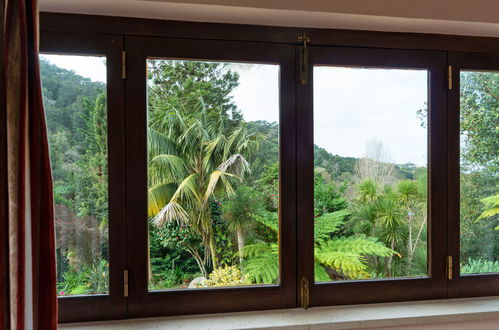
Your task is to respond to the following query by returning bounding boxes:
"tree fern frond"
[314,210,350,241]
[241,243,278,284]
[315,249,369,279]
[321,235,397,257]
[314,260,331,282]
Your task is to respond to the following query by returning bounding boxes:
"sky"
[40,55,427,166]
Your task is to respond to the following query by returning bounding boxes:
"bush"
[461,258,499,274]
[206,265,248,287]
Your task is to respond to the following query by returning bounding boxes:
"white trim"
[59,296,499,329]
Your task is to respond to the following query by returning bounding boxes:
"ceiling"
[40,0,499,37]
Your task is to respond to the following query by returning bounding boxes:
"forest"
[40,57,498,295]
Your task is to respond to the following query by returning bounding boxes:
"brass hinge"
[446,256,453,280]
[121,51,126,79]
[448,65,452,90]
[300,276,310,309]
[124,269,129,297]
[298,34,310,85]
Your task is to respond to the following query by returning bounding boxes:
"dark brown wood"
[40,12,499,53]
[124,36,297,318]
[447,51,499,299]
[38,12,499,323]
[298,46,449,306]
[40,32,127,323]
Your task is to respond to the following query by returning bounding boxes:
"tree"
[147,98,261,271]
[460,72,499,174]
[222,186,263,264]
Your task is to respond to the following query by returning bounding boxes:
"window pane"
[40,55,109,295]
[460,71,499,275]
[147,60,280,290]
[313,67,428,282]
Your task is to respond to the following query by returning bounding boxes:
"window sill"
[59,296,499,329]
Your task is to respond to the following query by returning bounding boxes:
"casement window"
[39,13,499,323]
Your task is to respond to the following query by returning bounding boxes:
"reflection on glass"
[313,67,428,282]
[147,60,280,290]
[460,71,499,275]
[40,55,109,295]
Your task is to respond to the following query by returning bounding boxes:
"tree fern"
[314,210,349,241]
[315,235,397,279]
[240,242,278,284]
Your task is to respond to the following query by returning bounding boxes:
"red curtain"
[1,0,58,329]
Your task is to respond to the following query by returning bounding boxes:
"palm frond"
[218,154,250,179]
[148,182,177,217]
[147,127,178,157]
[149,154,188,184]
[152,201,190,226]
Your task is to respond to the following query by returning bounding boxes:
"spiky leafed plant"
[147,98,261,270]
[222,186,263,264]
[240,209,397,284]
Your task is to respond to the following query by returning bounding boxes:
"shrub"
[206,265,248,287]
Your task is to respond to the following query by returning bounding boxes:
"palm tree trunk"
[209,230,218,270]
[236,227,245,265]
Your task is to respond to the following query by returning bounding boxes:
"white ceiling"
[40,0,499,37]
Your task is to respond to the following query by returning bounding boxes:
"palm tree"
[147,98,261,271]
[222,186,262,264]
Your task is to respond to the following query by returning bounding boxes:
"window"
[40,15,499,323]
[41,54,109,296]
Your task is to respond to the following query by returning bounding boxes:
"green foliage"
[240,243,279,284]
[314,210,349,241]
[315,236,397,279]
[460,72,499,174]
[477,193,499,230]
[461,258,499,274]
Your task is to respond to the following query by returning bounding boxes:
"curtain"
[1,0,58,329]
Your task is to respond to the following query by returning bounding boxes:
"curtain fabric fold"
[1,0,58,329]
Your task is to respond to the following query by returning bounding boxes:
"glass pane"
[459,71,499,275]
[313,67,428,282]
[147,60,280,290]
[40,55,109,295]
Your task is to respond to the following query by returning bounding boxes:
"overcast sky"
[40,55,427,166]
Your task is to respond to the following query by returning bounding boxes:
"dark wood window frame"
[447,51,499,299]
[39,12,499,324]
[40,31,127,322]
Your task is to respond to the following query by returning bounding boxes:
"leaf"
[148,182,177,217]
[314,210,350,241]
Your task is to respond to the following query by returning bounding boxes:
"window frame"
[297,46,449,306]
[447,51,499,299]
[38,12,499,324]
[124,36,297,319]
[40,32,127,323]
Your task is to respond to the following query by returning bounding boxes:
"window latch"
[122,50,126,80]
[298,34,310,85]
[300,276,310,309]
[447,256,453,280]
[124,269,129,297]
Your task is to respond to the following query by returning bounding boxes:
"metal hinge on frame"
[122,50,126,79]
[124,269,129,297]
[448,65,453,90]
[300,276,310,309]
[446,256,453,280]
[298,33,310,85]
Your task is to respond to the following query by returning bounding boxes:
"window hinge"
[124,269,129,297]
[300,276,310,309]
[447,256,453,280]
[121,50,126,79]
[448,65,453,90]
[298,33,310,85]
